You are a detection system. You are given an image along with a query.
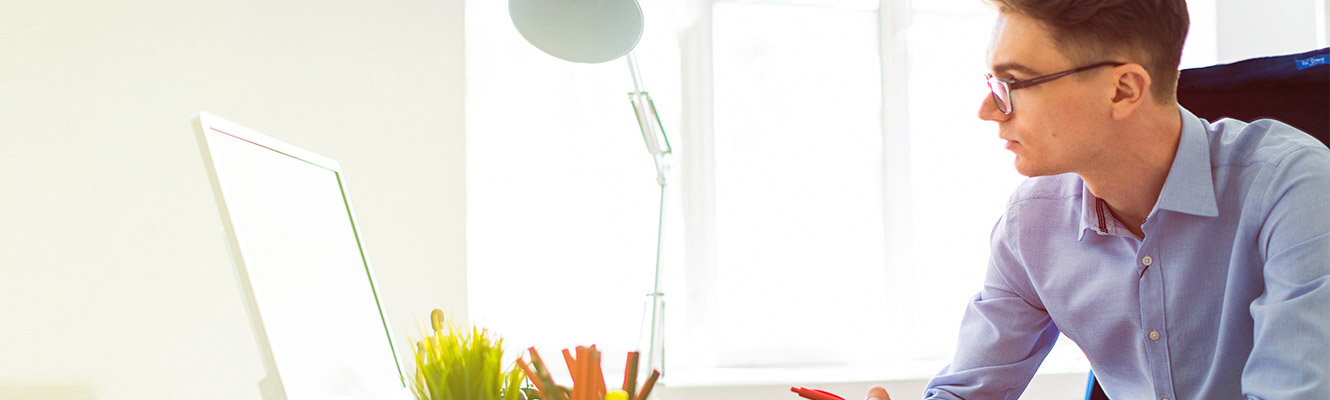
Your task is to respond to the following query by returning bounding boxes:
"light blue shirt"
[924,107,1330,400]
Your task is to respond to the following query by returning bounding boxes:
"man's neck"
[1079,105,1183,239]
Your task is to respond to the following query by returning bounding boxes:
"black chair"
[1084,47,1330,400]
[1177,47,1329,146]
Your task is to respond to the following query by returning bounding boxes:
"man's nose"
[978,92,1009,122]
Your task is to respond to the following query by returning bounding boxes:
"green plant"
[411,309,529,400]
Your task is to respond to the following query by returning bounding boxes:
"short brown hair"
[989,0,1190,104]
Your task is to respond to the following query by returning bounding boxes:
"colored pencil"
[528,348,564,400]
[562,347,579,399]
[577,346,591,400]
[591,346,606,398]
[520,346,655,400]
[622,351,639,399]
[517,358,547,396]
[636,370,660,400]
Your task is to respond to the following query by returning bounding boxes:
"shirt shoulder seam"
[1212,137,1330,169]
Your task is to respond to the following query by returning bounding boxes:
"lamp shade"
[509,0,645,64]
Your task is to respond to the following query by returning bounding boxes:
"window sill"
[655,368,1091,400]
[664,362,945,388]
[663,360,1090,388]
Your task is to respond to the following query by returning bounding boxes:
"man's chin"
[1013,157,1049,177]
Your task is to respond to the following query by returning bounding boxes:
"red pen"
[791,386,845,400]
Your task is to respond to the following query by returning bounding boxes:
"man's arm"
[1244,146,1330,399]
[923,214,1059,400]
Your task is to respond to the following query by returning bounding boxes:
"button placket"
[1137,246,1175,399]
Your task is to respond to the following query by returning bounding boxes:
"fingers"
[866,385,891,400]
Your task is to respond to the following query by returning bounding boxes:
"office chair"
[1177,47,1330,145]
[1083,47,1330,400]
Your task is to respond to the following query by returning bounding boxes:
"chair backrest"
[1086,48,1330,400]
[1177,47,1329,147]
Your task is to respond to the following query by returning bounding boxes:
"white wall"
[1214,0,1328,62]
[0,1,466,399]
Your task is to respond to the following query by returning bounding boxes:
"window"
[467,0,1220,383]
[704,0,889,368]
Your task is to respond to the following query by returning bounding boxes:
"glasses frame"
[985,61,1126,115]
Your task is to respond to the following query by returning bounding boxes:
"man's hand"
[866,386,891,400]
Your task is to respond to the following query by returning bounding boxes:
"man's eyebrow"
[991,62,1040,77]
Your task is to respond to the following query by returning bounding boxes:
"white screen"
[204,127,405,400]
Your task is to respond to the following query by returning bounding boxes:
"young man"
[867,0,1329,399]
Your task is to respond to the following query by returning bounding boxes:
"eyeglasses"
[984,61,1125,115]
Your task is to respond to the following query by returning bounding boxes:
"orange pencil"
[591,347,606,398]
[562,348,578,394]
[566,347,578,400]
[577,346,591,400]
[528,348,565,400]
[637,370,660,400]
[517,358,548,397]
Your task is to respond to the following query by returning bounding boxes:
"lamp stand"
[626,52,671,380]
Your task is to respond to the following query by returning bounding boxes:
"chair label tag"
[1295,54,1329,70]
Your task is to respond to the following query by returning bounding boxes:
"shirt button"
[1149,330,1161,341]
[1142,255,1153,266]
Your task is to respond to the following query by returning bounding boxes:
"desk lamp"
[509,0,673,379]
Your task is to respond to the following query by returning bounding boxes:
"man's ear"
[1109,64,1151,120]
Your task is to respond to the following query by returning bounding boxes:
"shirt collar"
[1154,106,1220,218]
[1078,182,1109,240]
[1078,106,1219,240]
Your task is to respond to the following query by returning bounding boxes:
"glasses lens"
[986,77,1012,114]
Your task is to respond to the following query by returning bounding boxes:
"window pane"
[905,9,1089,371]
[710,2,887,367]
[903,9,1010,362]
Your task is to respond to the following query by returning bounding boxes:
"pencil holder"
[517,346,661,400]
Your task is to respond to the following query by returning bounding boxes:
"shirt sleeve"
[924,212,1060,400]
[1243,145,1330,399]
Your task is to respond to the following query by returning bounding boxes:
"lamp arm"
[626,52,673,186]
[626,51,671,379]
